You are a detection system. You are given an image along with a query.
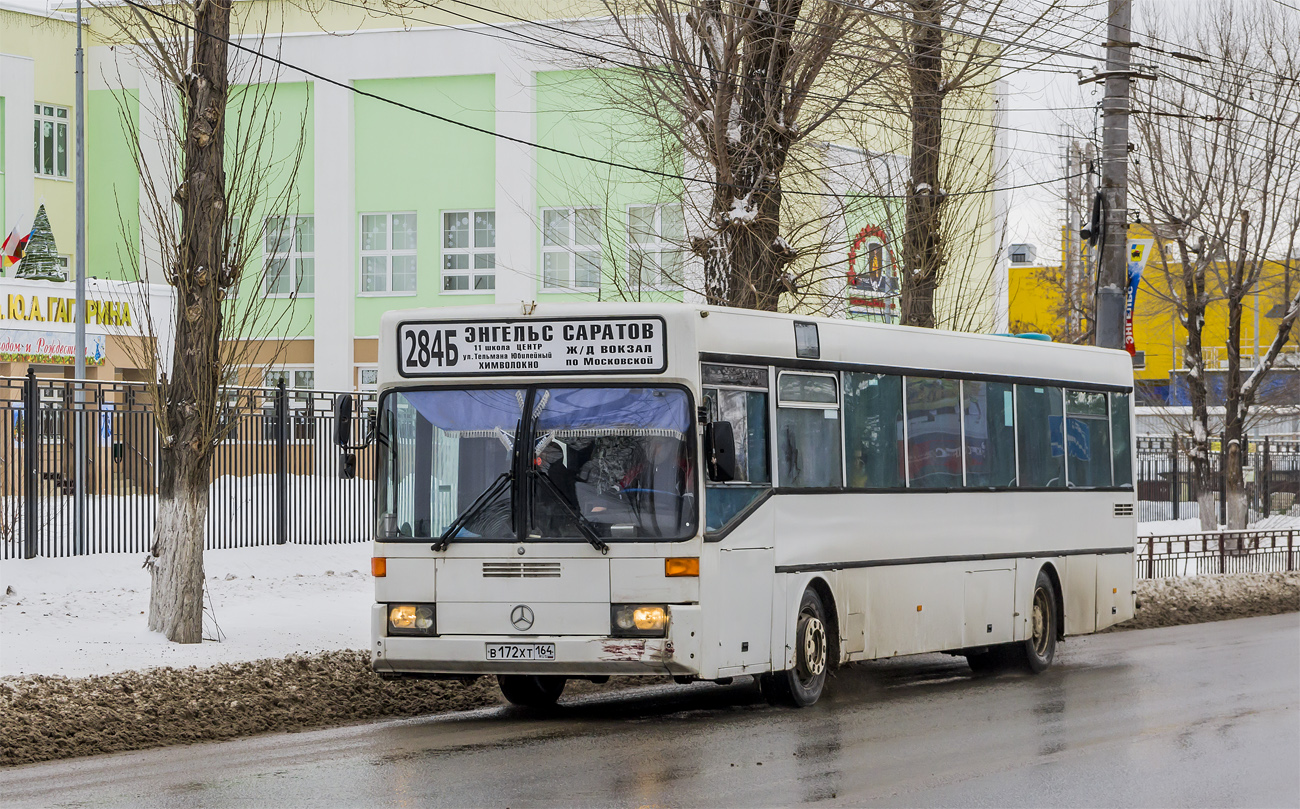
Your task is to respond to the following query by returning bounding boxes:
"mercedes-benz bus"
[334,303,1135,707]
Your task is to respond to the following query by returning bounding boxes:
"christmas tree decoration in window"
[16,205,68,282]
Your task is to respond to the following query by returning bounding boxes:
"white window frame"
[262,215,314,298]
[34,104,70,179]
[626,203,685,291]
[357,366,379,391]
[540,207,602,292]
[359,212,418,296]
[440,209,496,295]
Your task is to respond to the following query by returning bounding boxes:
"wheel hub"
[799,616,827,678]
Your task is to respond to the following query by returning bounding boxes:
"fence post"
[1146,534,1154,580]
[1218,530,1225,575]
[275,379,288,546]
[1218,437,1226,527]
[1288,530,1293,573]
[22,369,39,559]
[1262,437,1271,516]
[1169,441,1179,520]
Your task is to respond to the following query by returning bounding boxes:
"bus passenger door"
[712,547,773,676]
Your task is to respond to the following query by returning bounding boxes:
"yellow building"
[1009,230,1297,405]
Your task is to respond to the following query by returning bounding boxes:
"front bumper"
[370,603,702,677]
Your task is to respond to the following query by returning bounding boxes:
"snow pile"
[0,653,505,767]
[1113,571,1300,632]
[0,544,372,677]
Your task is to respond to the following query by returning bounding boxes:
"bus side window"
[776,372,842,489]
[963,380,1017,488]
[1065,389,1112,487]
[1110,391,1133,487]
[703,386,770,532]
[843,372,904,488]
[1017,385,1066,488]
[904,377,962,488]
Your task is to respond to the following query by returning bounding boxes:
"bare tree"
[892,0,1093,328]
[1131,0,1300,530]
[93,0,309,641]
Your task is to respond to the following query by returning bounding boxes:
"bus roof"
[379,303,1134,391]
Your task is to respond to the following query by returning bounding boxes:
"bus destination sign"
[397,316,668,377]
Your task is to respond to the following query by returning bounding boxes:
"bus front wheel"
[761,588,830,708]
[497,674,567,707]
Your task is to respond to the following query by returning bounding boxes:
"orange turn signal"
[665,557,699,577]
[371,557,387,577]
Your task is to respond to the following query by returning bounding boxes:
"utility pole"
[1064,143,1077,338]
[73,0,87,554]
[1081,0,1151,351]
[1097,0,1133,350]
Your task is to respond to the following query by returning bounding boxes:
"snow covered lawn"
[0,543,372,678]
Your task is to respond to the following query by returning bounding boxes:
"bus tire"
[1020,569,1058,673]
[763,587,830,707]
[497,674,567,707]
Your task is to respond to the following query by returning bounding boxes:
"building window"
[627,204,684,289]
[264,368,315,389]
[442,211,495,292]
[542,208,601,290]
[361,213,417,294]
[34,105,69,178]
[264,216,314,297]
[358,367,379,391]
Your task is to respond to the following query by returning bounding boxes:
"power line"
[121,0,1087,201]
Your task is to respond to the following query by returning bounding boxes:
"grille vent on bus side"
[482,561,562,578]
[1113,503,1135,517]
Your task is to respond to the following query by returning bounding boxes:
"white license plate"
[486,643,557,661]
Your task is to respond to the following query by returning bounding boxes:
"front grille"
[1113,502,1135,517]
[482,561,562,578]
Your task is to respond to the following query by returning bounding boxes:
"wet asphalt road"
[3,613,1297,809]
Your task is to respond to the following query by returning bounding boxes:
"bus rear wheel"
[1016,569,1058,673]
[761,588,830,708]
[497,674,567,707]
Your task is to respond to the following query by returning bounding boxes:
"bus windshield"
[377,386,697,542]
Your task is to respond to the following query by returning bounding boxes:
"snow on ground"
[0,543,372,678]
[1138,514,1300,536]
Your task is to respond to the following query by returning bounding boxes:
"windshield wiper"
[433,471,511,552]
[532,469,610,555]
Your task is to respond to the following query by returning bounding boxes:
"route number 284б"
[405,328,459,369]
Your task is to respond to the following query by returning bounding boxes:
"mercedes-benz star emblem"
[511,605,535,631]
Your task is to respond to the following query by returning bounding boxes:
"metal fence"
[1135,436,1300,524]
[1,372,375,559]
[1136,530,1297,579]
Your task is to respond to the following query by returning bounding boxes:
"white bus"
[335,303,1135,708]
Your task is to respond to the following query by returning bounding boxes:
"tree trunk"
[902,0,945,328]
[146,0,230,643]
[1176,239,1215,532]
[1223,213,1250,531]
[147,456,208,642]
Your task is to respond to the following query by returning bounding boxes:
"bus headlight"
[387,604,437,636]
[611,604,667,637]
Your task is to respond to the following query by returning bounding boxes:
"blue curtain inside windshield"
[400,389,524,433]
[534,388,690,437]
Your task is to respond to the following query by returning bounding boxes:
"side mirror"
[704,421,737,482]
[339,452,357,480]
[333,394,354,448]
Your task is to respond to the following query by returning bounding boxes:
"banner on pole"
[1124,239,1154,357]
